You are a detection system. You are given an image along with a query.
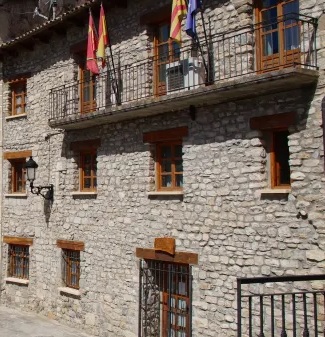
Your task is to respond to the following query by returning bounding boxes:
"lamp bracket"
[30,181,54,200]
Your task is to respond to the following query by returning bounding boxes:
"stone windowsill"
[147,191,184,196]
[4,193,28,198]
[5,277,29,285]
[5,113,27,120]
[58,287,81,297]
[71,191,97,197]
[259,188,291,194]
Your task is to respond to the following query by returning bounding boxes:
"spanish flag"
[86,10,99,74]
[97,3,109,68]
[170,0,187,42]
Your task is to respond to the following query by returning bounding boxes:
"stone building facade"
[0,0,324,337]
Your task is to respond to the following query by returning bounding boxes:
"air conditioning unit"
[166,57,205,94]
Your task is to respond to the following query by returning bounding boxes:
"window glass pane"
[162,160,172,173]
[284,26,299,50]
[175,174,183,187]
[84,178,91,188]
[262,8,278,27]
[158,44,169,62]
[175,160,183,172]
[283,1,299,17]
[175,145,182,157]
[261,0,277,8]
[162,175,172,187]
[162,146,172,158]
[159,24,170,42]
[263,32,279,55]
[172,41,181,59]
[159,64,167,82]
[94,178,97,187]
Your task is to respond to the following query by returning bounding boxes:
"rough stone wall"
[0,1,325,337]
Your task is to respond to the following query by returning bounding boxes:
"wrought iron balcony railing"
[49,14,317,122]
[237,274,325,337]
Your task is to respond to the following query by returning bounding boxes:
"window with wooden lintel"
[3,236,33,280]
[57,240,84,290]
[9,78,27,116]
[70,139,100,192]
[250,112,295,189]
[3,150,32,194]
[143,127,188,192]
[255,0,300,72]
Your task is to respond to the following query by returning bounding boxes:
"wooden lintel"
[250,112,297,130]
[70,139,101,151]
[140,5,170,25]
[3,236,33,245]
[56,239,85,251]
[136,248,198,265]
[3,150,32,160]
[143,126,188,143]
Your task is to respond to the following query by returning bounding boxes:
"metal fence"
[237,274,325,337]
[49,14,317,121]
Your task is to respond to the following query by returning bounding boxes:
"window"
[3,236,33,280]
[250,112,295,189]
[154,21,181,95]
[62,249,80,289]
[255,0,300,71]
[3,150,32,194]
[139,260,191,337]
[270,130,290,188]
[10,79,27,116]
[70,139,100,192]
[79,65,97,114]
[156,142,183,190]
[80,150,97,191]
[143,127,188,192]
[57,240,84,290]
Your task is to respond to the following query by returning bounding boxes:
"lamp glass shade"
[24,156,38,182]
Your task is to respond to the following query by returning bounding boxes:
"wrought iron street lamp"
[24,156,54,200]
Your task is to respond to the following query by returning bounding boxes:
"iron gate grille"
[139,259,192,337]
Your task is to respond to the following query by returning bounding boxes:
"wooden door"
[162,264,189,337]
[256,0,300,72]
[80,68,97,113]
[154,22,181,96]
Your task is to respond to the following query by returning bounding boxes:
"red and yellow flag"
[97,3,109,68]
[86,10,99,74]
[170,0,187,42]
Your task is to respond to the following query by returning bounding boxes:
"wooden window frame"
[156,141,183,191]
[70,139,100,192]
[57,240,83,290]
[4,237,32,280]
[143,127,188,192]
[10,159,26,193]
[9,78,27,116]
[79,149,97,192]
[269,129,291,189]
[250,112,294,190]
[255,0,300,72]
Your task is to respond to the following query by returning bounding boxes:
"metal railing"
[49,14,317,122]
[237,274,325,337]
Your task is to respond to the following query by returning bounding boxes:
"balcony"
[49,14,318,130]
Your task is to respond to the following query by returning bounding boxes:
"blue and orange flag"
[170,0,187,42]
[97,3,109,68]
[86,10,99,74]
